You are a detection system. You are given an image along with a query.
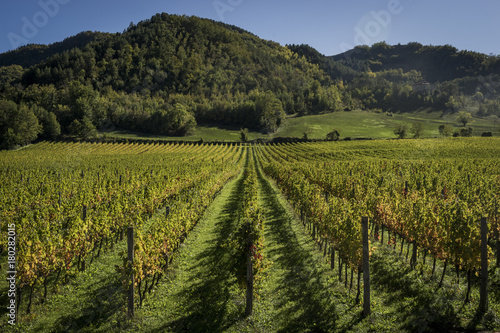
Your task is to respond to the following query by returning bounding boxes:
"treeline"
[292,42,500,116]
[346,70,500,115]
[2,14,500,149]
[0,13,351,149]
[0,81,198,149]
[0,31,112,68]
[332,42,500,82]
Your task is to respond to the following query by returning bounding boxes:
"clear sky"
[1,0,499,56]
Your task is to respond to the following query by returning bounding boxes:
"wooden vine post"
[127,227,135,318]
[479,217,488,314]
[362,216,371,316]
[80,205,88,272]
[245,221,253,316]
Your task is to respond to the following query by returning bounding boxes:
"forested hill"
[287,44,360,81]
[1,13,500,150]
[290,42,500,118]
[0,31,112,68]
[0,13,347,148]
[330,42,500,83]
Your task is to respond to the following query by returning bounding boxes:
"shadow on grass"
[370,248,461,333]
[255,163,339,333]
[49,271,124,333]
[147,165,249,333]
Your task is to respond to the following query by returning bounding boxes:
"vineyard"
[1,138,500,332]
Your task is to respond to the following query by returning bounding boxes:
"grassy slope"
[103,110,499,142]
[278,109,499,139]
[105,124,265,142]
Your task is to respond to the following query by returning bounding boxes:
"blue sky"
[1,0,499,56]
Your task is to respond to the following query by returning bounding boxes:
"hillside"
[331,42,500,82]
[0,31,112,68]
[290,42,500,118]
[1,14,500,149]
[287,44,360,81]
[0,13,349,149]
[101,109,499,143]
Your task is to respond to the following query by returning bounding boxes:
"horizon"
[1,0,500,57]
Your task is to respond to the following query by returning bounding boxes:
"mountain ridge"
[0,13,499,150]
[330,42,500,82]
[0,31,113,68]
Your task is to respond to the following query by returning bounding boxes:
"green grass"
[102,109,500,142]
[127,165,250,332]
[248,151,345,332]
[104,124,265,142]
[277,109,500,139]
[2,235,129,332]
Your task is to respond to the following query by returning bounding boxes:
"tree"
[80,116,98,139]
[438,124,454,137]
[473,91,484,102]
[393,123,409,139]
[456,111,472,127]
[68,116,97,139]
[459,127,473,137]
[0,65,24,86]
[33,105,61,140]
[240,128,249,143]
[151,103,196,136]
[445,96,460,111]
[168,103,197,136]
[68,81,98,119]
[0,100,42,149]
[42,112,61,139]
[68,119,82,137]
[326,129,340,141]
[410,122,424,138]
[254,91,286,133]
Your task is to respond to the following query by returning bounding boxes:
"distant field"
[102,109,499,141]
[278,109,499,139]
[104,124,266,142]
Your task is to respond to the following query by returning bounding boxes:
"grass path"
[248,151,353,332]
[129,166,249,332]
[129,148,362,332]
